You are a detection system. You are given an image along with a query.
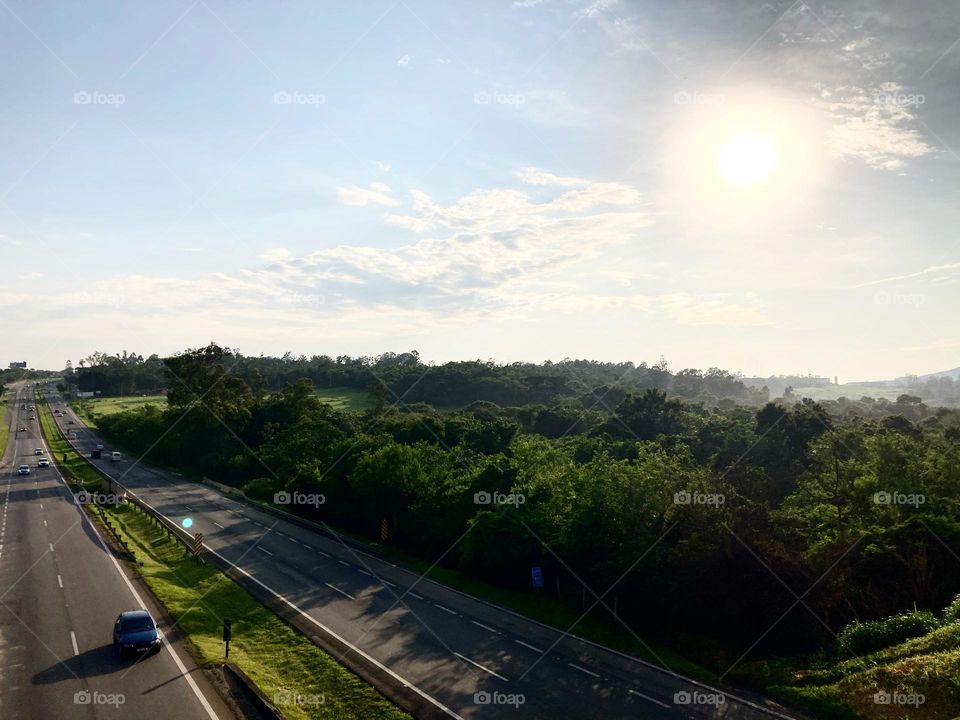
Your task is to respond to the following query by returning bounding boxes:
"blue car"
[113,610,160,658]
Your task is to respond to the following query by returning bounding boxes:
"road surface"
[0,384,235,720]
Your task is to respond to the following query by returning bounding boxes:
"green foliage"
[837,610,940,655]
[943,594,960,624]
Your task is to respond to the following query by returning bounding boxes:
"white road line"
[316,550,330,558]
[628,689,671,708]
[514,639,543,653]
[382,579,397,588]
[213,522,224,529]
[257,547,274,556]
[338,560,350,567]
[471,620,499,634]
[408,591,424,600]
[43,520,47,527]
[48,543,54,553]
[70,631,79,656]
[434,603,457,615]
[58,575,63,588]
[39,503,43,509]
[325,582,355,600]
[358,570,371,576]
[453,652,508,681]
[568,662,600,678]
[184,506,193,511]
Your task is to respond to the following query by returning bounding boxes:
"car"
[37,458,49,467]
[17,465,30,475]
[34,448,43,455]
[28,415,35,420]
[18,426,26,432]
[113,610,160,658]
[96,444,104,451]
[110,451,121,462]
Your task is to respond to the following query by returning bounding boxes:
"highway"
[0,384,235,720]
[44,387,800,720]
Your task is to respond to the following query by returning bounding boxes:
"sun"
[719,134,779,185]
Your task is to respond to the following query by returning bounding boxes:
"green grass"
[73,395,167,428]
[792,384,911,402]
[35,391,105,490]
[0,391,10,463]
[99,502,409,720]
[314,387,371,411]
[733,623,960,719]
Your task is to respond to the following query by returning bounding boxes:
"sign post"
[192,533,204,564]
[222,619,232,658]
[531,566,544,590]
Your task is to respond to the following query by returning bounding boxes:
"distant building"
[8,361,27,369]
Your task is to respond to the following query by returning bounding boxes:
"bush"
[943,595,960,624]
[242,476,280,502]
[837,610,940,655]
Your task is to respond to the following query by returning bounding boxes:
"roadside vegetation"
[98,501,410,720]
[64,343,960,717]
[73,395,167,428]
[0,390,10,461]
[35,391,102,490]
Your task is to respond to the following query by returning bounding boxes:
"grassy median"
[102,503,410,720]
[35,391,102,490]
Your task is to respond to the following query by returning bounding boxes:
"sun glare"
[719,134,779,185]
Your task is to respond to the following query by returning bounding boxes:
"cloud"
[821,83,936,169]
[853,262,960,288]
[397,54,411,67]
[517,167,588,186]
[261,247,293,263]
[336,182,400,207]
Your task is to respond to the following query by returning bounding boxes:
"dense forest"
[84,343,960,672]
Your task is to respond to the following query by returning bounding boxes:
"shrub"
[242,477,280,502]
[943,594,960,624]
[837,610,940,655]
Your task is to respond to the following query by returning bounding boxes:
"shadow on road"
[32,644,123,684]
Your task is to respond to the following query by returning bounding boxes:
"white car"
[34,448,43,455]
[110,451,121,462]
[38,458,50,468]
[18,465,30,475]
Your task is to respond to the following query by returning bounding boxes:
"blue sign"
[531,566,543,589]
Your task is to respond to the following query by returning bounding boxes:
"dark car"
[113,610,160,658]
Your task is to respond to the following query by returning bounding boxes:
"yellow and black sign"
[192,532,204,555]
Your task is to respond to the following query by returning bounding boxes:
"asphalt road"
[0,384,234,720]
[45,388,799,720]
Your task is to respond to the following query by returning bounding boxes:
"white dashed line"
[49,543,54,553]
[628,689,671,708]
[325,582,355,600]
[338,560,350,567]
[70,631,79,656]
[213,522,224,529]
[358,570,372,576]
[514,639,543,653]
[58,575,63,588]
[257,547,274,556]
[408,591,424,600]
[568,663,600,678]
[434,603,457,615]
[453,653,508,681]
[471,620,499,634]
[316,550,330,558]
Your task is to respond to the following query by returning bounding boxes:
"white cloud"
[517,167,588,186]
[337,183,400,207]
[261,247,293,263]
[397,54,411,67]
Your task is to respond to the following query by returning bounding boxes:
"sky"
[1,0,959,380]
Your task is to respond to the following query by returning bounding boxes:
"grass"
[792,384,911,402]
[73,395,167,428]
[98,502,410,720]
[0,390,10,462]
[732,622,960,719]
[35,391,107,491]
[314,387,371,411]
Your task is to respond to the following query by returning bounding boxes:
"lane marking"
[471,620,499,634]
[358,570,371,576]
[43,520,47,527]
[257,547,274,556]
[569,662,600,678]
[316,550,330,558]
[514,639,543,653]
[213,522,224,529]
[628,689,671,708]
[408,591,424,600]
[58,575,63,588]
[49,543,54,553]
[70,631,79,656]
[434,603,457,615]
[453,652,508,681]
[338,560,350,567]
[324,582,355,600]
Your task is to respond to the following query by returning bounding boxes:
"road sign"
[223,619,232,658]
[380,518,389,541]
[531,566,543,589]
[192,533,204,556]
